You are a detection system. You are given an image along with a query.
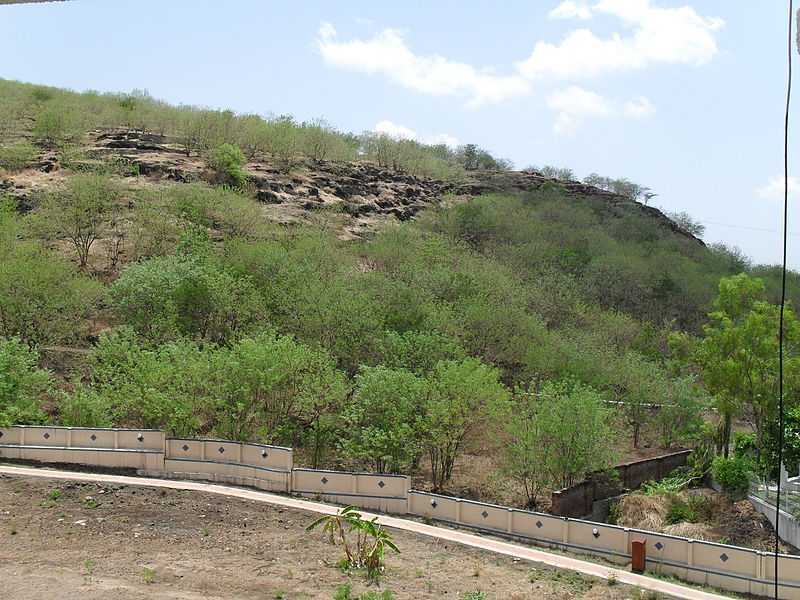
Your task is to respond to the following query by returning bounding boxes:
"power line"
[774,1,793,598]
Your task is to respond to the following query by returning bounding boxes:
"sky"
[1,0,798,267]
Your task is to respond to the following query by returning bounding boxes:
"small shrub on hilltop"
[209,143,247,187]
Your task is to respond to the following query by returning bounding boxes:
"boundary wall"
[1,425,798,599]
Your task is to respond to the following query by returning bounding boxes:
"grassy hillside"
[1,78,797,508]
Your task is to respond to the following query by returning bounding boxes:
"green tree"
[0,338,51,426]
[504,380,616,496]
[422,358,509,490]
[208,143,248,187]
[693,274,800,458]
[36,174,121,268]
[342,366,428,473]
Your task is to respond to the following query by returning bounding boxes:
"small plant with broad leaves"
[307,505,399,581]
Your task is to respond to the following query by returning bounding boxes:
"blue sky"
[2,0,798,266]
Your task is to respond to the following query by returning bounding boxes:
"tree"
[208,143,248,187]
[342,366,428,473]
[0,338,51,426]
[667,210,706,238]
[422,358,509,490]
[693,274,800,458]
[37,174,120,268]
[504,380,616,498]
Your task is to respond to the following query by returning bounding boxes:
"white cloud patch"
[373,120,459,147]
[623,95,656,118]
[549,1,593,20]
[374,119,417,140]
[317,23,530,107]
[518,0,724,80]
[547,87,655,134]
[757,176,800,201]
[547,86,612,135]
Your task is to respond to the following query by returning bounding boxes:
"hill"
[1,77,797,510]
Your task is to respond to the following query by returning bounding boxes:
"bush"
[0,338,51,426]
[712,456,751,496]
[0,141,38,172]
[208,143,247,187]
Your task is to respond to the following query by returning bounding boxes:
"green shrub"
[665,498,697,525]
[209,143,247,187]
[712,456,751,496]
[0,141,38,172]
[0,338,51,426]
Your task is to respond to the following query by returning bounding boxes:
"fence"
[2,425,799,599]
[551,449,692,517]
[750,476,800,551]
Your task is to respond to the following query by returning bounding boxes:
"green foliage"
[692,274,800,461]
[109,250,263,344]
[307,506,399,582]
[342,366,427,473]
[711,456,751,496]
[0,338,51,426]
[333,584,395,600]
[0,204,102,345]
[0,141,38,172]
[209,143,247,187]
[34,174,121,267]
[503,380,616,501]
[462,593,487,600]
[423,358,509,490]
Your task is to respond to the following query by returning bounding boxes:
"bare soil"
[0,474,661,600]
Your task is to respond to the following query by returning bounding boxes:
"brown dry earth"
[0,474,663,600]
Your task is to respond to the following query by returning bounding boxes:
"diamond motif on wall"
[0,431,4,438]
[481,510,489,518]
[430,500,437,508]
[137,433,144,442]
[182,444,189,452]
[261,449,268,458]
[378,481,385,488]
[90,434,97,441]
[321,477,328,484]
[720,553,729,563]
[535,520,543,529]
[218,447,225,454]
[43,432,50,439]
[654,542,664,551]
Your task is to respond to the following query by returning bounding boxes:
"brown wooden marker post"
[631,538,646,573]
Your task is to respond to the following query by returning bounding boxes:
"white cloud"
[757,176,800,201]
[623,95,656,118]
[374,119,417,140]
[317,23,530,107]
[549,1,593,20]
[424,132,460,147]
[547,86,612,135]
[518,1,724,80]
[373,120,459,148]
[547,87,655,134]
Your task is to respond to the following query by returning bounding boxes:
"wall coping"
[168,437,292,451]
[5,425,163,432]
[293,467,408,479]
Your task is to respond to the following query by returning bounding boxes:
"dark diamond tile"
[182,444,189,452]
[536,520,543,528]
[261,449,268,458]
[481,510,489,518]
[321,477,328,484]
[90,434,97,441]
[0,431,4,438]
[378,481,385,488]
[655,542,664,551]
[720,553,729,562]
[137,433,144,442]
[43,432,50,439]
[218,447,225,454]
[430,500,437,508]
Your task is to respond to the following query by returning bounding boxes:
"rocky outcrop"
[6,128,702,245]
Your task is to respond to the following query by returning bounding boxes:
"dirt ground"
[0,474,666,600]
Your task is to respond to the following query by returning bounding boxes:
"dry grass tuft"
[615,494,670,531]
